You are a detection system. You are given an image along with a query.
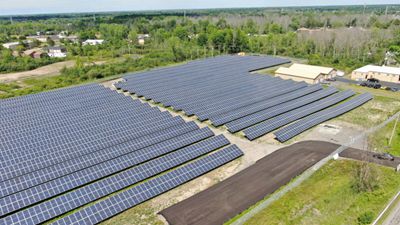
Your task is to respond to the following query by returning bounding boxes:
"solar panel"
[51,145,243,225]
[243,90,355,140]
[1,125,209,198]
[1,135,231,225]
[0,127,222,216]
[225,87,338,132]
[274,93,373,142]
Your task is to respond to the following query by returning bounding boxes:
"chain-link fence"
[232,111,400,225]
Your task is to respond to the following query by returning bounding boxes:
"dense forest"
[0,5,399,98]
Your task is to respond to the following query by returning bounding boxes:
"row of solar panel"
[1,137,237,225]
[52,145,243,225]
[115,56,371,142]
[274,93,373,142]
[0,83,244,224]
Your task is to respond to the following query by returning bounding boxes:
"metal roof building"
[275,63,336,84]
[351,65,400,84]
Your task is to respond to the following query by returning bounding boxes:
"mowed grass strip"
[242,160,400,225]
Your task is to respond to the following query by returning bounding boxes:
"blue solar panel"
[274,93,373,142]
[1,135,231,225]
[51,145,243,225]
[243,90,355,140]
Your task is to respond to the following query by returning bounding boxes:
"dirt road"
[0,60,107,83]
[0,61,76,83]
[160,141,340,225]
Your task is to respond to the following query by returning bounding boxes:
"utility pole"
[385,6,388,17]
[363,3,366,15]
[389,113,399,146]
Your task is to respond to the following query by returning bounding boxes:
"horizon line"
[1,3,399,17]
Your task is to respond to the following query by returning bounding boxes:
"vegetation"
[240,160,400,225]
[368,119,400,156]
[0,5,400,98]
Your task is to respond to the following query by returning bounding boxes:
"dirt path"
[159,141,340,225]
[0,61,76,82]
[0,60,107,83]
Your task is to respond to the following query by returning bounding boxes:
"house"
[47,46,67,58]
[82,39,104,46]
[26,35,49,43]
[137,34,150,45]
[2,42,21,50]
[351,65,400,84]
[275,63,336,84]
[23,48,46,58]
[2,40,33,50]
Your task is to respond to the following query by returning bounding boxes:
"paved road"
[339,149,400,168]
[336,77,400,89]
[382,195,400,225]
[160,141,340,225]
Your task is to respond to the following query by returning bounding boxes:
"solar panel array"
[115,55,372,142]
[0,84,243,224]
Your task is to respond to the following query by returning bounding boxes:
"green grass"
[332,83,400,128]
[368,120,400,156]
[240,160,400,225]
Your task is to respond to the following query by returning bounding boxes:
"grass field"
[368,119,400,156]
[332,83,400,128]
[242,160,400,225]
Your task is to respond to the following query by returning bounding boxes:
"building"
[2,40,33,50]
[47,46,67,58]
[2,42,21,49]
[275,63,336,84]
[137,34,150,45]
[82,39,104,46]
[23,48,46,58]
[351,65,400,83]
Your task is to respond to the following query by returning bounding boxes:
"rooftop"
[354,65,400,75]
[275,63,335,79]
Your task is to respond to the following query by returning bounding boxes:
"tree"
[174,26,189,41]
[47,37,55,46]
[197,33,208,47]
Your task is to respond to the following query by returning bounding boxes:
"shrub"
[357,211,374,225]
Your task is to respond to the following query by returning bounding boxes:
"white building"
[351,65,400,83]
[275,63,336,84]
[82,39,104,46]
[47,47,67,58]
[2,42,21,49]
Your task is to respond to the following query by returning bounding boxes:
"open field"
[0,60,76,83]
[241,160,400,225]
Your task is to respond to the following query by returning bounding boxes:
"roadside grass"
[234,160,400,225]
[368,120,400,156]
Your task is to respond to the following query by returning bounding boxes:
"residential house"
[47,46,67,58]
[82,39,104,46]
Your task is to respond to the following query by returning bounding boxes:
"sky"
[0,0,399,16]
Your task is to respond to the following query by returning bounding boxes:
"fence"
[232,111,400,225]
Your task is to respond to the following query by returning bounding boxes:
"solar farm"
[0,55,373,224]
[116,55,372,141]
[0,84,242,224]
